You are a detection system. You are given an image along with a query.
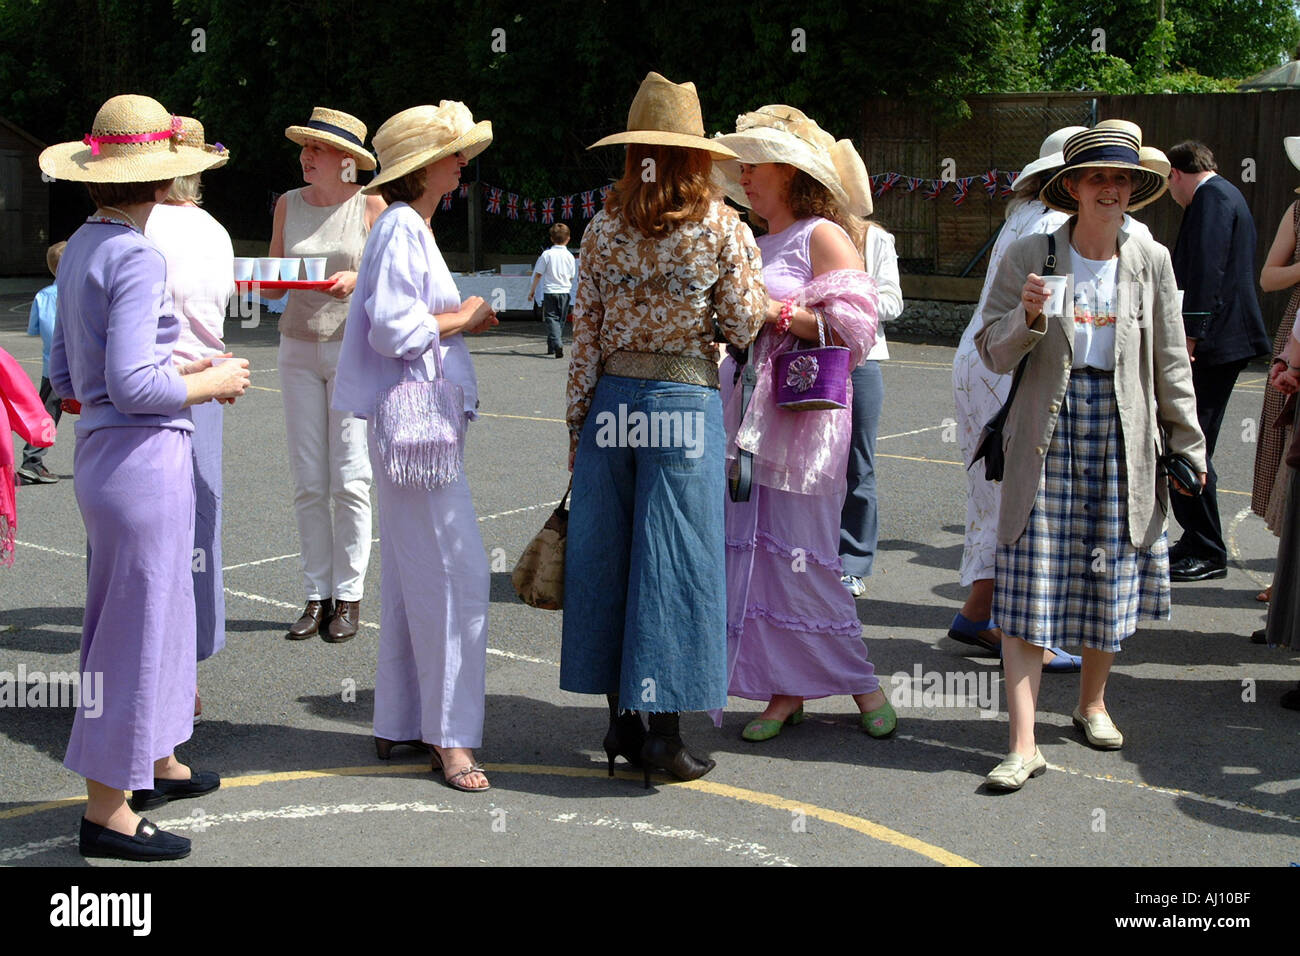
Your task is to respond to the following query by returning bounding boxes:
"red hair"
[604,145,717,238]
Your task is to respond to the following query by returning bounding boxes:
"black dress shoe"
[1251,628,1268,644]
[1169,556,1227,582]
[286,599,333,640]
[554,346,564,359]
[129,770,221,811]
[79,817,191,861]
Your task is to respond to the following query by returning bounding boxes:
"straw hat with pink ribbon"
[39,94,224,182]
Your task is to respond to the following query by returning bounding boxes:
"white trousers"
[278,336,373,602]
[368,428,489,748]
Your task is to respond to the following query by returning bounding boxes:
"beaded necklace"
[87,205,142,232]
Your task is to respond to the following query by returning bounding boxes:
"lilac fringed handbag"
[373,345,465,489]
[773,313,851,411]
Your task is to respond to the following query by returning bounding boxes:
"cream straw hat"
[1284,136,1300,194]
[39,94,223,183]
[362,102,493,195]
[712,105,873,217]
[589,72,738,160]
[1039,120,1169,213]
[1009,126,1088,194]
[285,107,376,171]
[175,116,229,169]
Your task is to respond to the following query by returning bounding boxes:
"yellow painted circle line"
[0,762,977,867]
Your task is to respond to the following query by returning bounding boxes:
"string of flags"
[871,169,1021,206]
[433,169,1025,219]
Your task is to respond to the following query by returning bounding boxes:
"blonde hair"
[166,172,203,205]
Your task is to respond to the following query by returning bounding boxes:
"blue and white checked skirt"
[994,369,1169,653]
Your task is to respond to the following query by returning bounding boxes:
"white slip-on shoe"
[985,748,1047,791]
[1072,707,1123,749]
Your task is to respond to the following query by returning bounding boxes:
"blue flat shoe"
[1043,647,1082,673]
[947,612,1000,657]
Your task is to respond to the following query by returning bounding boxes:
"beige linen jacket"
[974,221,1207,549]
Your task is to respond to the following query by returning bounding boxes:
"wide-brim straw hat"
[39,94,223,183]
[588,72,737,161]
[361,102,492,195]
[712,105,873,217]
[1010,125,1088,194]
[176,116,229,170]
[1040,120,1169,213]
[285,107,376,171]
[1285,136,1300,194]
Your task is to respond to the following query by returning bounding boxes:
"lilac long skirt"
[723,481,878,708]
[64,426,197,791]
[191,400,225,661]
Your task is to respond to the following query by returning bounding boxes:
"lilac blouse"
[49,222,190,438]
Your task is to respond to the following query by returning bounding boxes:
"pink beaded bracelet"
[775,300,794,335]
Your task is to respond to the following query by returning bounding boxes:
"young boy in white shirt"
[527,223,576,358]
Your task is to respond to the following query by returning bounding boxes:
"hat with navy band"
[1039,119,1169,213]
[285,107,376,170]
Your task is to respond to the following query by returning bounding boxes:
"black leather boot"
[602,694,646,775]
[641,712,715,788]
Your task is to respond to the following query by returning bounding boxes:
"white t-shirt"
[1070,247,1118,371]
[145,203,236,363]
[533,245,577,294]
[862,226,902,362]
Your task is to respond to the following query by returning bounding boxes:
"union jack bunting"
[541,197,555,223]
[561,194,575,219]
[524,198,536,222]
[1001,171,1019,198]
[506,193,519,219]
[980,169,999,196]
[599,183,613,201]
[951,177,974,206]
[486,187,502,214]
[904,176,923,192]
[441,192,453,211]
[459,183,469,198]
[873,172,901,197]
[581,190,596,217]
[921,180,946,200]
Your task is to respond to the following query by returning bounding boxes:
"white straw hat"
[1285,136,1300,194]
[712,105,873,217]
[39,94,223,183]
[285,107,376,171]
[1010,126,1088,194]
[362,102,492,195]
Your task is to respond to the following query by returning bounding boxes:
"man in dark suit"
[1166,141,1270,581]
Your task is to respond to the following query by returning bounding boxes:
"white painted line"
[878,423,948,440]
[1226,506,1269,591]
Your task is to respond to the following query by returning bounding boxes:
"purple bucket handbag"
[774,313,852,411]
[372,343,465,489]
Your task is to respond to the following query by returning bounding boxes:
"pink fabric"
[723,268,879,495]
[0,348,55,565]
[83,116,180,155]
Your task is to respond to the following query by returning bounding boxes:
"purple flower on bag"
[786,354,820,393]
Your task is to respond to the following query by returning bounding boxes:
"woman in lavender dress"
[714,106,895,741]
[41,95,249,861]
[333,103,499,792]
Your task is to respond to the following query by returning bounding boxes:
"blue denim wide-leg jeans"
[560,374,727,712]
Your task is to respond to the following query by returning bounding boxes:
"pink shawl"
[0,348,55,566]
[724,269,879,496]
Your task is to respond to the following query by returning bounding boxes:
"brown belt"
[603,350,719,389]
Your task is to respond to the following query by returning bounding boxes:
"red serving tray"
[235,279,334,292]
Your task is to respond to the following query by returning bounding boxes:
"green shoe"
[742,707,806,742]
[861,698,897,738]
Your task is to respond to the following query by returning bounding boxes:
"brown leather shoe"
[324,600,360,643]
[286,599,333,640]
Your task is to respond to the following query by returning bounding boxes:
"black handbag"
[970,235,1056,483]
[728,345,757,502]
[1159,446,1202,498]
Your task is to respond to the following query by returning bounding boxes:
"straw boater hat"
[1284,136,1300,194]
[39,94,223,182]
[284,107,376,171]
[175,116,229,169]
[1040,120,1170,213]
[712,105,873,217]
[589,72,738,161]
[361,102,493,195]
[1010,126,1087,194]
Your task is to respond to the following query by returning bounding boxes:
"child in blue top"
[19,241,66,484]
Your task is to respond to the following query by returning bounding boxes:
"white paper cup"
[1041,275,1068,317]
[303,257,327,281]
[279,257,302,281]
[233,257,255,281]
[1175,289,1185,316]
[254,257,281,281]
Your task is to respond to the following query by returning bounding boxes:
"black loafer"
[79,817,191,861]
[1169,556,1227,582]
[129,770,221,811]
[1251,628,1268,645]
